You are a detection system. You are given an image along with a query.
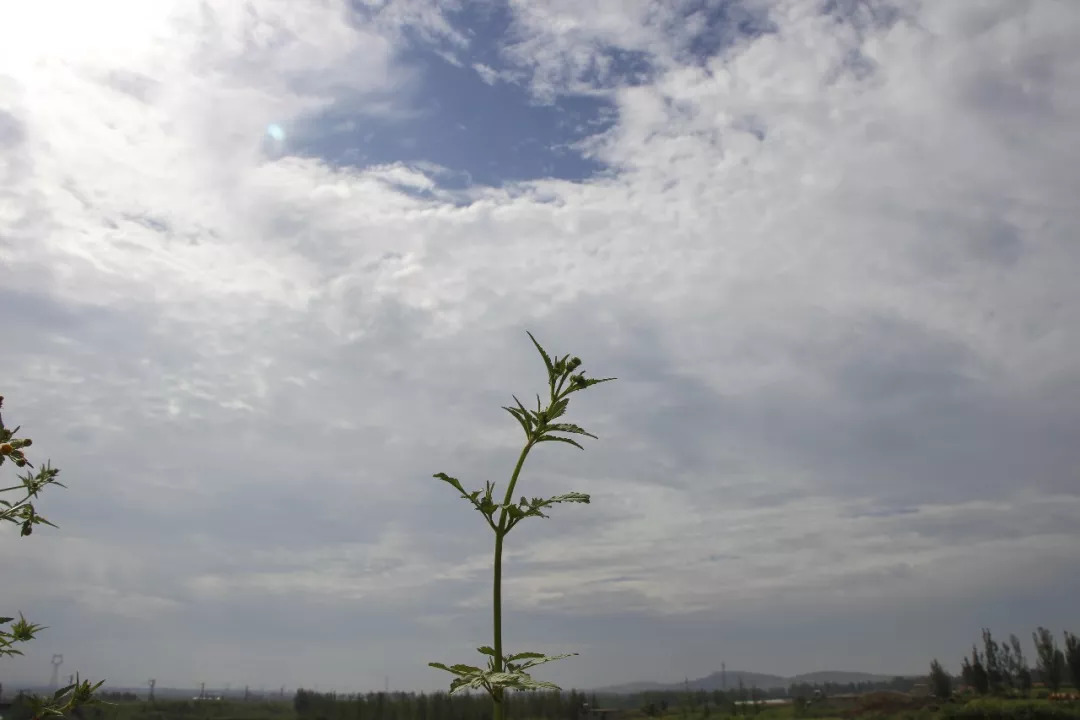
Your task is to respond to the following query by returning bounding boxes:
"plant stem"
[492,529,506,720]
[492,440,535,720]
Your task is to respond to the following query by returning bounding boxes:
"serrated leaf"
[505,651,546,662]
[434,473,467,495]
[449,663,483,674]
[570,376,617,392]
[502,405,532,438]
[526,331,554,378]
[515,652,576,669]
[544,492,590,505]
[545,422,597,438]
[477,646,497,656]
[535,435,585,450]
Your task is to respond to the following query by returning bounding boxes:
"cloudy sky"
[2,0,1079,696]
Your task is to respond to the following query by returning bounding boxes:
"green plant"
[1064,632,1080,692]
[1034,628,1067,692]
[940,698,1080,720]
[932,659,954,699]
[428,332,615,720]
[964,646,992,696]
[0,395,106,717]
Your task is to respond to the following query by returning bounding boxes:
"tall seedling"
[429,333,614,720]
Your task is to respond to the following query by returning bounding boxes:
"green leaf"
[505,651,546,662]
[544,492,590,505]
[428,661,483,676]
[534,435,585,450]
[477,646,497,656]
[502,405,532,438]
[547,398,569,421]
[545,422,598,439]
[569,375,617,393]
[514,652,576,670]
[526,331,555,378]
[449,663,483,674]
[434,473,467,495]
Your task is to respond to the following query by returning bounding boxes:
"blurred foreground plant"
[1,395,106,717]
[428,332,614,720]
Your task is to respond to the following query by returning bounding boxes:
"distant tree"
[1009,634,1033,696]
[294,689,312,715]
[982,629,1005,694]
[929,659,952,699]
[961,646,990,695]
[1065,631,1080,691]
[999,638,1017,691]
[1033,627,1065,691]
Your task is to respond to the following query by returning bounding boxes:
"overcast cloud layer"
[2,0,1079,694]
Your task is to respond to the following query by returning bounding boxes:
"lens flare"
[266,124,286,142]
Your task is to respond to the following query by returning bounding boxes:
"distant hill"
[593,670,898,694]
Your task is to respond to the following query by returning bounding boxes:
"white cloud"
[1,0,1078,692]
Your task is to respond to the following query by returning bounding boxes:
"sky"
[1,0,1079,696]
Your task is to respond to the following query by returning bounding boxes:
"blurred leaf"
[534,435,585,450]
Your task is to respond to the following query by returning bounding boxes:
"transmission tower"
[148,679,156,702]
[50,655,63,691]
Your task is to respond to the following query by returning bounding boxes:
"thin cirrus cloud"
[1,0,1078,694]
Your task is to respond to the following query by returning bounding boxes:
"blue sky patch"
[288,48,618,188]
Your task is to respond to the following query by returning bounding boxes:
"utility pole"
[148,678,156,703]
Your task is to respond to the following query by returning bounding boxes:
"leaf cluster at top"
[429,647,576,696]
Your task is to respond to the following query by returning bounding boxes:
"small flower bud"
[0,443,12,455]
[567,357,582,371]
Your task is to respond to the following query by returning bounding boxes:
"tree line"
[929,627,1080,698]
[292,688,599,720]
[290,675,932,720]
